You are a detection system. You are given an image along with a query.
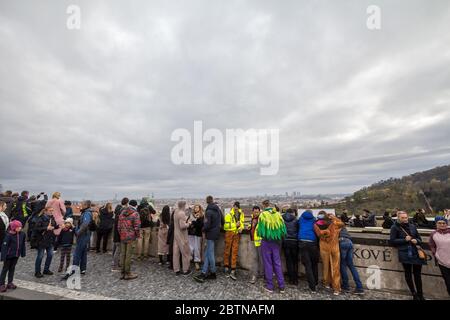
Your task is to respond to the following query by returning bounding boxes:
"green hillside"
[334,165,450,215]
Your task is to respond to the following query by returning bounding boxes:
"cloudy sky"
[1,0,450,200]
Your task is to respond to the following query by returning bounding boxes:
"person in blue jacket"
[0,220,26,292]
[297,210,319,292]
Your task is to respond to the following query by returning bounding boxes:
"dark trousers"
[282,240,298,284]
[0,257,19,286]
[96,229,112,252]
[59,247,72,271]
[439,264,450,296]
[402,263,423,296]
[299,241,319,290]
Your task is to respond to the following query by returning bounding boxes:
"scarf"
[0,211,9,230]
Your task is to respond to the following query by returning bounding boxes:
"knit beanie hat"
[435,216,448,224]
[9,220,22,232]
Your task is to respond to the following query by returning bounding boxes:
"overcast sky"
[1,0,450,200]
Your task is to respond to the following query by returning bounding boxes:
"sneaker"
[35,272,44,278]
[353,289,365,295]
[125,273,138,280]
[205,273,217,280]
[158,262,163,266]
[333,291,340,296]
[43,270,54,275]
[264,287,274,294]
[0,285,6,293]
[230,270,237,281]
[309,288,317,294]
[80,270,86,275]
[224,267,230,277]
[175,271,181,276]
[280,288,286,294]
[111,268,121,272]
[194,273,207,283]
[342,287,351,293]
[182,269,192,276]
[249,276,257,284]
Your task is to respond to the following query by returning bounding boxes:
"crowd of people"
[0,189,450,300]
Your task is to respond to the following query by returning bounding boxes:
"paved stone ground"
[11,244,412,300]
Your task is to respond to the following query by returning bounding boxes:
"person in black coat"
[282,209,299,285]
[111,204,123,271]
[167,209,176,270]
[390,211,427,300]
[193,196,223,282]
[55,219,75,273]
[32,207,59,278]
[96,203,114,253]
[382,211,394,229]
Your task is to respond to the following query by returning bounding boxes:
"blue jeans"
[340,239,363,290]
[35,245,54,274]
[202,240,216,274]
[73,236,90,272]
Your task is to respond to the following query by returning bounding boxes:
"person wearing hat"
[0,220,26,292]
[55,218,75,273]
[223,201,245,280]
[429,216,450,296]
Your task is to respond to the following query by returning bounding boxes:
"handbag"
[399,226,427,260]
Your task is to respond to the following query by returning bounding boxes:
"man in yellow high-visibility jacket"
[223,201,245,280]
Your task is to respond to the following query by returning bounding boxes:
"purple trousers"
[261,240,285,290]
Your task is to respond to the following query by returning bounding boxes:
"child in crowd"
[56,218,75,273]
[0,220,26,292]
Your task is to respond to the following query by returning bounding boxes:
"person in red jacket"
[118,198,141,280]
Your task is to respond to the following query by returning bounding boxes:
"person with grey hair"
[62,200,93,280]
[173,200,192,276]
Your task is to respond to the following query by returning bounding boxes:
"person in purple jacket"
[0,220,26,292]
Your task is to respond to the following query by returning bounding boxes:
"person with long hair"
[45,192,66,239]
[188,205,204,271]
[158,205,171,265]
[173,201,192,276]
[96,203,114,253]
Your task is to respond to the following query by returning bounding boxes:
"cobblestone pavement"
[12,245,411,300]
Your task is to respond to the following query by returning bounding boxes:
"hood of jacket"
[300,211,315,221]
[282,212,296,222]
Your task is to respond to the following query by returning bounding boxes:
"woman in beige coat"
[173,201,192,275]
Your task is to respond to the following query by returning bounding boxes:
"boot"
[7,283,17,290]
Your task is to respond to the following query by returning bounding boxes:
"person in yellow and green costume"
[256,200,287,293]
[223,201,245,280]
